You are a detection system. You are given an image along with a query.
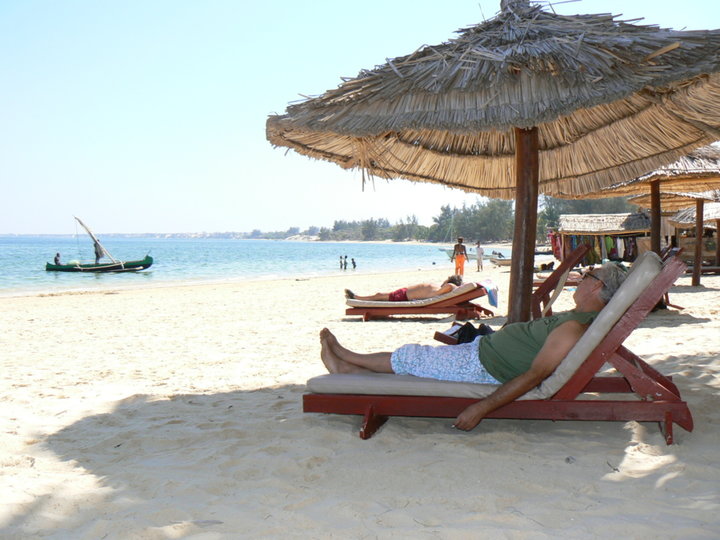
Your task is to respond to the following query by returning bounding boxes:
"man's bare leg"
[352,292,391,301]
[322,328,394,373]
[320,328,373,374]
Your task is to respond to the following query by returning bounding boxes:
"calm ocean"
[0,236,512,297]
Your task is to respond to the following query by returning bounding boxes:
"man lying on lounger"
[345,275,463,302]
[322,262,627,431]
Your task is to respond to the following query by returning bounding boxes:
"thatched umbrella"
[669,201,720,228]
[266,0,720,322]
[583,144,720,255]
[628,189,720,211]
[630,190,720,283]
[670,202,720,277]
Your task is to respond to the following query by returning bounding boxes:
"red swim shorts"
[389,288,409,302]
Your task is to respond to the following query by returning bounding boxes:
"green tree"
[473,199,514,242]
[318,227,331,241]
[361,219,380,241]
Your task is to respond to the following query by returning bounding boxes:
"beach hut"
[266,0,720,322]
[630,190,720,283]
[555,212,652,266]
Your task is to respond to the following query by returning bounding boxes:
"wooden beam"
[508,127,539,323]
[716,219,720,267]
[692,199,704,286]
[651,181,662,255]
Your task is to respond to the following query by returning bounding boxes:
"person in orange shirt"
[451,237,468,276]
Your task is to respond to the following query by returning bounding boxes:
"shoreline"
[2,241,517,300]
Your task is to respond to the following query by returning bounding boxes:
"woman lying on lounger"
[323,262,627,431]
[344,275,462,302]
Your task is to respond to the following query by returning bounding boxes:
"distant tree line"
[250,196,634,243]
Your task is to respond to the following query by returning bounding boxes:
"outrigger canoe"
[46,255,153,273]
[46,216,154,273]
[489,257,512,267]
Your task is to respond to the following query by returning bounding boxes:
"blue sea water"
[0,236,512,297]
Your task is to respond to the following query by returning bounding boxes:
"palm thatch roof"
[669,202,720,228]
[582,144,720,199]
[629,189,720,210]
[267,1,720,199]
[558,212,650,235]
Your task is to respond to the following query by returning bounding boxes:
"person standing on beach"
[451,237,468,276]
[475,241,484,271]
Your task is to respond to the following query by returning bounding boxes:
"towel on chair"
[480,279,498,307]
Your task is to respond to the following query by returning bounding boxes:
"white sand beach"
[1,260,719,538]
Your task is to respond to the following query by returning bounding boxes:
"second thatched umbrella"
[267,0,720,322]
[631,191,720,283]
[584,144,720,260]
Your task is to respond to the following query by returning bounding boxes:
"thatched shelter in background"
[669,202,720,228]
[267,0,720,321]
[584,144,720,256]
[630,189,720,282]
[669,202,720,272]
[628,189,720,211]
[555,212,651,265]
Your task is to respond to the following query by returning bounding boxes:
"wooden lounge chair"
[660,247,684,310]
[305,252,693,444]
[345,282,495,321]
[433,247,590,344]
[531,244,590,319]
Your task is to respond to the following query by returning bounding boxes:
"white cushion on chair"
[532,251,662,398]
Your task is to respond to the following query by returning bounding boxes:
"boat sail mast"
[73,216,119,263]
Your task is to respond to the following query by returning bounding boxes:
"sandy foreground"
[1,257,719,539]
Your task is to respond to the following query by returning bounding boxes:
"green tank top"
[479,311,598,383]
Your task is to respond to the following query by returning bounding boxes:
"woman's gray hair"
[594,262,629,304]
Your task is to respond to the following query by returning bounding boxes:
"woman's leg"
[320,328,394,373]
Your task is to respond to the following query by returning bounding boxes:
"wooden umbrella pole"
[508,127,539,323]
[651,181,662,255]
[716,219,720,267]
[692,199,704,286]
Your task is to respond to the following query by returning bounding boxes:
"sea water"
[0,236,512,297]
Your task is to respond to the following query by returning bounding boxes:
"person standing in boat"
[94,241,105,264]
[54,252,61,265]
[451,237,468,276]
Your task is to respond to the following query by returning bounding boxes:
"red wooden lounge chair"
[305,252,692,444]
[531,244,589,319]
[660,247,684,310]
[345,281,495,321]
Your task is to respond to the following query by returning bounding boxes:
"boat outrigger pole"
[73,216,119,264]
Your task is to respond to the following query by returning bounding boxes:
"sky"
[1,0,719,234]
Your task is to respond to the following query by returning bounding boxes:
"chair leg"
[660,411,674,445]
[359,405,388,439]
